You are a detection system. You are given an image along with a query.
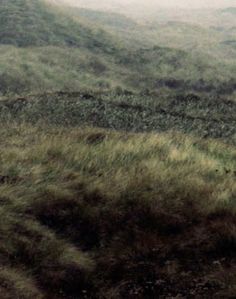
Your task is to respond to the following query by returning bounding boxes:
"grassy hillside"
[0,1,235,297]
[0,121,235,298]
[65,5,236,66]
[0,0,116,50]
[0,0,235,96]
[0,46,121,94]
[0,0,123,94]
[1,43,235,95]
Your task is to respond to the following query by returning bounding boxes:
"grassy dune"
[0,123,235,298]
[0,1,235,298]
[0,0,116,49]
[1,43,235,95]
[0,1,235,96]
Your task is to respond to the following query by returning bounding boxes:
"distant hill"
[0,0,116,52]
[0,0,235,96]
[221,7,236,14]
[69,8,137,29]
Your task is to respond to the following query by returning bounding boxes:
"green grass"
[1,43,235,95]
[0,46,120,94]
[0,1,235,96]
[0,2,236,297]
[0,122,235,298]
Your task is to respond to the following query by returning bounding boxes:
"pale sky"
[59,0,236,8]
[113,0,236,8]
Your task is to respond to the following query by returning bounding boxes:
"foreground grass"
[0,123,235,298]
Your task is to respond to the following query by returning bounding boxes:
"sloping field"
[0,119,235,298]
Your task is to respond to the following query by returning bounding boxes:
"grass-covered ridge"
[1,43,235,95]
[0,123,235,298]
[0,0,235,95]
[0,0,116,49]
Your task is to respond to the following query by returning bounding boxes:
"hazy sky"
[60,0,236,8]
[112,0,236,8]
[156,0,234,8]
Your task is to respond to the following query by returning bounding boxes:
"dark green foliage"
[1,92,235,142]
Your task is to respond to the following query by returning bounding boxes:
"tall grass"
[0,123,235,298]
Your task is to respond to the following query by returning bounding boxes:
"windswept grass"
[0,2,235,297]
[0,123,235,298]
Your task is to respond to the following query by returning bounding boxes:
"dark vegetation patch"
[0,91,235,143]
[0,175,22,185]
[7,176,236,298]
[1,173,236,298]
[85,132,107,145]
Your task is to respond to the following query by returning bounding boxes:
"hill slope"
[0,2,235,298]
[0,0,235,95]
[1,43,235,95]
[0,0,116,51]
[0,121,235,298]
